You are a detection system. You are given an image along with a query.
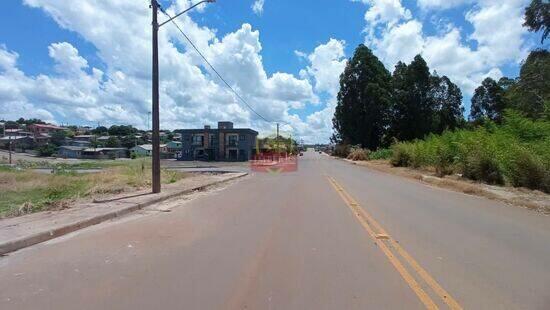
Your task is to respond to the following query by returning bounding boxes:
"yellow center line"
[327,176,463,310]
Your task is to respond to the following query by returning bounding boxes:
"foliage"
[505,49,550,120]
[369,148,393,160]
[91,126,108,135]
[332,144,351,158]
[36,144,57,157]
[389,112,550,192]
[50,130,68,146]
[16,118,46,126]
[469,77,508,123]
[332,44,392,150]
[523,0,550,43]
[105,136,120,148]
[347,146,370,161]
[108,125,138,136]
[0,159,188,217]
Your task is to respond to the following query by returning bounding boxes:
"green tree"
[469,77,508,123]
[505,49,550,119]
[389,55,434,141]
[430,75,465,133]
[105,136,120,148]
[91,126,108,135]
[332,44,392,150]
[108,125,137,136]
[50,130,67,146]
[524,0,550,43]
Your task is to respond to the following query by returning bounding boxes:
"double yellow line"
[327,176,462,310]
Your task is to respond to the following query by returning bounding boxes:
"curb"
[0,173,247,255]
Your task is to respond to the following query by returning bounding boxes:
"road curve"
[0,150,549,309]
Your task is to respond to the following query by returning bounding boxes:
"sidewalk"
[0,172,247,255]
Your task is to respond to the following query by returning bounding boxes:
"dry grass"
[346,158,550,213]
[0,159,188,218]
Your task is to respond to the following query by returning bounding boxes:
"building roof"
[83,148,127,152]
[59,146,87,151]
[0,136,32,141]
[28,124,65,130]
[132,144,167,151]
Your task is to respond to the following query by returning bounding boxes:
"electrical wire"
[157,4,274,124]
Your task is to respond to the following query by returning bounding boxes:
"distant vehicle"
[299,152,304,156]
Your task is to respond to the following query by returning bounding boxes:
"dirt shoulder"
[343,158,550,214]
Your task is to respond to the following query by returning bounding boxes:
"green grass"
[389,111,550,192]
[0,159,188,218]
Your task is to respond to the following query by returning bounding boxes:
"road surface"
[1,150,549,309]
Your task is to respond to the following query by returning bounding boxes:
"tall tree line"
[332,46,463,149]
[333,0,548,149]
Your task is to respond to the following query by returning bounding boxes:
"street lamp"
[150,0,216,193]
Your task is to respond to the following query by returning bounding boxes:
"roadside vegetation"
[331,2,549,194]
[390,112,549,193]
[0,159,187,218]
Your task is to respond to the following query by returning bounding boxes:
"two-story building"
[177,122,258,161]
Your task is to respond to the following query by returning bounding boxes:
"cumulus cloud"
[416,0,472,10]
[1,0,327,142]
[357,0,531,99]
[251,0,265,15]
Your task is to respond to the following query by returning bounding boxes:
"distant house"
[0,136,34,151]
[27,124,65,136]
[80,148,128,159]
[177,122,258,161]
[73,135,95,142]
[166,141,182,153]
[58,146,86,159]
[131,144,167,157]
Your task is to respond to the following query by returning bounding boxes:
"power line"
[157,5,273,124]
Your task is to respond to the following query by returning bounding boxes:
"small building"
[73,135,95,142]
[131,144,167,157]
[80,148,128,159]
[166,141,182,153]
[58,146,86,159]
[177,122,258,161]
[0,136,35,151]
[27,124,65,136]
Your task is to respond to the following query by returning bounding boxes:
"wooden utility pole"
[151,0,161,193]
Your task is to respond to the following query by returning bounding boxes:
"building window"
[209,134,215,147]
[227,135,238,147]
[239,134,246,141]
[192,135,204,146]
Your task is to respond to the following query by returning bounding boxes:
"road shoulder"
[0,172,247,255]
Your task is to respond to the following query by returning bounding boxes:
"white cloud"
[1,0,326,142]
[252,0,265,15]
[416,0,472,10]
[358,0,531,99]
[300,39,347,96]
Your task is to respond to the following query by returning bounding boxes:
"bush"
[347,146,369,161]
[508,150,550,192]
[332,144,351,158]
[462,153,504,185]
[390,143,413,167]
[36,144,57,157]
[370,148,393,160]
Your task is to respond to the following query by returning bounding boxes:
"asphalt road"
[1,150,549,309]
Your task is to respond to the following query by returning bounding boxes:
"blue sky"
[0,0,541,142]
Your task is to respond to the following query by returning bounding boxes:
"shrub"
[370,148,393,160]
[36,144,57,157]
[391,143,413,167]
[332,144,351,158]
[508,150,550,193]
[347,146,369,161]
[462,153,504,185]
